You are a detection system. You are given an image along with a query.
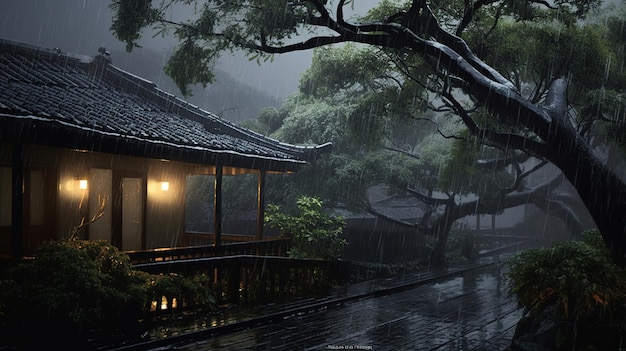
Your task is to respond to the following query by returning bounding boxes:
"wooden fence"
[127,239,351,317]
[133,255,352,315]
[125,238,290,264]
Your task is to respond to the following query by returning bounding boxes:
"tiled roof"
[369,195,436,224]
[0,39,331,172]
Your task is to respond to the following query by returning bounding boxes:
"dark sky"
[0,0,313,98]
[1,0,617,98]
[0,1,115,54]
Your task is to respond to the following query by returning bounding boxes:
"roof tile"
[0,39,331,171]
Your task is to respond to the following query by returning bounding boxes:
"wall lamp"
[75,177,88,190]
[160,181,169,191]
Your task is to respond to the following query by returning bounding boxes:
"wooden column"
[11,144,24,260]
[214,165,223,246]
[475,214,480,231]
[256,170,266,241]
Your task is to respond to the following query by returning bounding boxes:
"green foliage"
[346,91,394,145]
[271,95,353,148]
[110,0,314,95]
[164,39,217,96]
[109,0,160,52]
[265,196,347,259]
[257,106,286,135]
[299,44,395,98]
[445,233,479,264]
[0,239,147,335]
[296,44,429,148]
[470,19,610,96]
[439,136,514,203]
[506,230,626,321]
[580,2,626,152]
[145,273,216,312]
[0,238,216,343]
[263,42,438,208]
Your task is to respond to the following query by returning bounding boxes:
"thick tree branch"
[503,159,548,193]
[385,145,421,159]
[442,92,546,155]
[476,150,531,169]
[456,0,499,36]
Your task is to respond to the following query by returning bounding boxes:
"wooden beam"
[214,165,223,246]
[256,170,266,240]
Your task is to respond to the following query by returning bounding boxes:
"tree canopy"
[111,0,626,264]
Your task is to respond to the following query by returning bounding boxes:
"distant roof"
[365,184,443,226]
[0,39,331,172]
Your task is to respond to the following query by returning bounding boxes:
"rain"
[0,0,625,350]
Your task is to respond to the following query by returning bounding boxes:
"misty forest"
[1,0,626,350]
[111,0,626,264]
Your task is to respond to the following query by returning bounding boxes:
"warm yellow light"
[161,296,168,310]
[78,179,88,190]
[161,181,169,191]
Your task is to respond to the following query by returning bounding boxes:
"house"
[0,39,331,259]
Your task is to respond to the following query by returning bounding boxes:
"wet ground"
[146,258,521,351]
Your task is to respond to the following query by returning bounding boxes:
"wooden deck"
[102,256,522,351]
[193,262,521,351]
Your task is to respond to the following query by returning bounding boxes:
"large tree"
[111,0,626,264]
[259,44,589,266]
[292,37,603,262]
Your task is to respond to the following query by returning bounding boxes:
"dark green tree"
[260,36,592,266]
[265,195,347,259]
[111,0,626,265]
[268,44,431,209]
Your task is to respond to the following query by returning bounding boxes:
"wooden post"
[11,144,23,260]
[214,165,223,247]
[227,265,241,304]
[256,170,266,241]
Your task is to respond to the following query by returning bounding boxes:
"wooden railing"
[125,238,290,264]
[182,233,281,246]
[133,255,352,311]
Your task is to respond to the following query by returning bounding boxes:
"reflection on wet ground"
[173,264,521,351]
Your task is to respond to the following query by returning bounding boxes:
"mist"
[0,0,313,118]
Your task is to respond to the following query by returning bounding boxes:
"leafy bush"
[505,230,626,349]
[145,273,215,312]
[0,239,147,346]
[0,238,216,347]
[265,195,347,259]
[506,229,626,322]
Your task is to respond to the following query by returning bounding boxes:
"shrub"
[265,195,347,260]
[0,239,147,346]
[506,230,626,349]
[145,273,215,313]
[0,238,216,347]
[506,230,626,320]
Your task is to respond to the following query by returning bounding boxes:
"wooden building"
[0,39,331,259]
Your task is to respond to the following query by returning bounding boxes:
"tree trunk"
[426,174,586,267]
[430,203,457,268]
[545,120,626,265]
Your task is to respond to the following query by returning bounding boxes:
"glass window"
[29,170,44,226]
[185,174,214,233]
[222,174,258,235]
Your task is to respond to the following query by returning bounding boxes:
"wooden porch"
[125,238,352,317]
